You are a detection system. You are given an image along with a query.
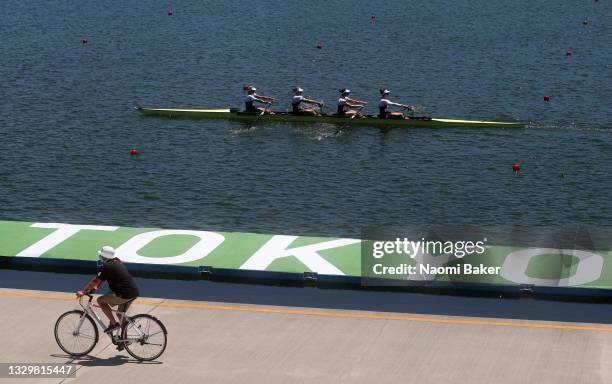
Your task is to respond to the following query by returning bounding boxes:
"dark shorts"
[99,293,136,313]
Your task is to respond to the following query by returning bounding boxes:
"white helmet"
[98,246,115,260]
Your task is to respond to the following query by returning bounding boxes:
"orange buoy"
[543,95,551,102]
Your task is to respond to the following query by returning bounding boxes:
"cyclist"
[77,246,140,338]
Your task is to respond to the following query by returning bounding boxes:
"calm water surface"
[1,0,611,237]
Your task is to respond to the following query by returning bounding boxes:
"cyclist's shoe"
[104,323,120,334]
[116,343,125,352]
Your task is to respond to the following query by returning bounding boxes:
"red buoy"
[543,95,551,102]
[315,42,323,49]
[565,50,572,57]
[168,8,173,16]
[512,163,521,173]
[582,19,588,26]
[81,38,88,45]
[130,149,139,156]
[371,15,376,22]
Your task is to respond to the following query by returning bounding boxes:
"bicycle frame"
[77,295,146,344]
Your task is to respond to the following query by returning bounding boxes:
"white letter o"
[501,248,603,287]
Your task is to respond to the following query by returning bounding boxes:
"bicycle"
[54,293,167,361]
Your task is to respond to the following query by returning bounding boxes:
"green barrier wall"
[1,221,611,291]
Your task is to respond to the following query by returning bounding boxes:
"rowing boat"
[135,107,524,128]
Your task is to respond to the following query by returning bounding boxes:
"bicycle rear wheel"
[54,310,99,357]
[121,314,167,361]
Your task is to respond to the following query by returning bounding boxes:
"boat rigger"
[135,107,524,129]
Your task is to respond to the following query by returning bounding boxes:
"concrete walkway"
[0,288,611,384]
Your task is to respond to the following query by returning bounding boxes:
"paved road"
[1,269,611,324]
[1,286,611,384]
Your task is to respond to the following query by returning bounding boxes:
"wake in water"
[291,124,348,140]
[529,122,612,133]
[231,122,348,140]
[229,126,259,135]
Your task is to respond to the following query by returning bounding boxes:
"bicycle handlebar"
[78,292,94,304]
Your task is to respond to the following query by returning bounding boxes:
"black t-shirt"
[97,258,139,299]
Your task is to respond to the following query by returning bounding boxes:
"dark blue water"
[1,0,611,237]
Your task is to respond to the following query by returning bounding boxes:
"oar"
[403,105,425,112]
[305,97,324,114]
[350,105,365,119]
[249,101,272,129]
[401,105,425,118]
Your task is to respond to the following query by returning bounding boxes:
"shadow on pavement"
[2,269,611,324]
[50,353,161,366]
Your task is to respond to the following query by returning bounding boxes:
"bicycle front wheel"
[54,310,99,357]
[121,314,167,361]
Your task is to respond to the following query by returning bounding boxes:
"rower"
[291,87,323,116]
[243,85,275,114]
[378,89,413,119]
[337,89,368,117]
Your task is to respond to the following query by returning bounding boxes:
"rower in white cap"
[378,89,413,119]
[337,88,368,118]
[291,87,323,116]
[243,84,275,114]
